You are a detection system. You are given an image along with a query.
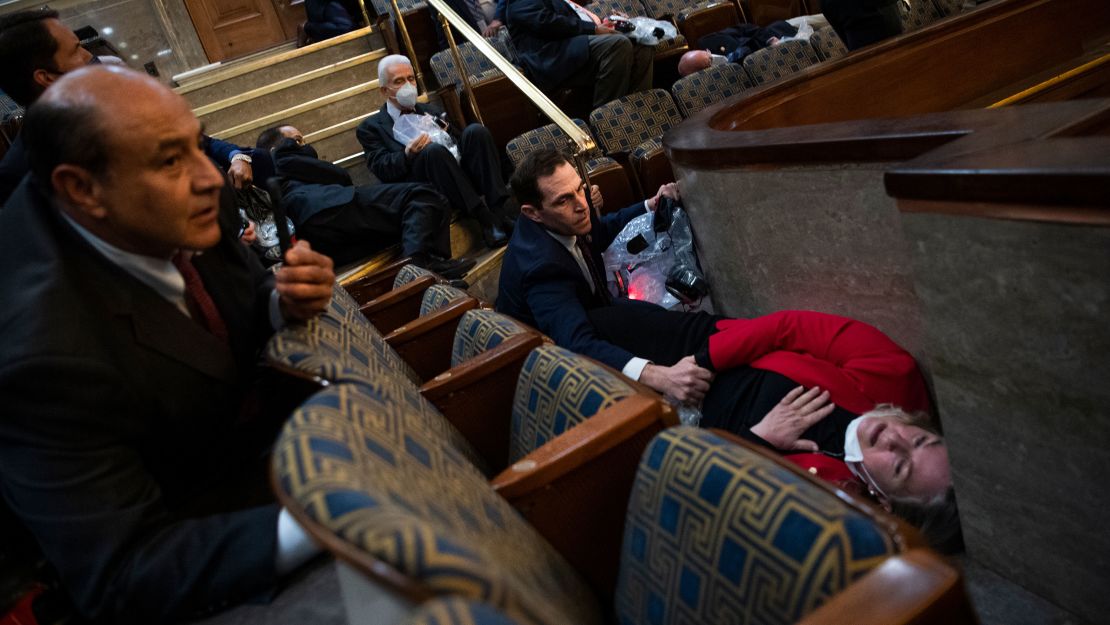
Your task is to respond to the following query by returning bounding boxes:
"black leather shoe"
[412,254,476,280]
[481,222,508,248]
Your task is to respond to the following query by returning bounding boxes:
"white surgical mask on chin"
[395,83,418,110]
[843,415,867,463]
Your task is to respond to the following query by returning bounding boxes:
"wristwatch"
[230,152,253,164]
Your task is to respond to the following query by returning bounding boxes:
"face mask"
[709,53,728,66]
[394,83,418,110]
[843,415,866,463]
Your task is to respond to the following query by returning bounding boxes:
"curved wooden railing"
[666,0,1110,170]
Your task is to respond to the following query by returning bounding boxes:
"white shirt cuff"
[269,289,285,330]
[275,507,321,575]
[644,199,652,212]
[622,357,650,381]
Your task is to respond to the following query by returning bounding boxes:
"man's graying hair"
[377,54,413,85]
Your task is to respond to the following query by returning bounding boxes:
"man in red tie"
[0,65,336,622]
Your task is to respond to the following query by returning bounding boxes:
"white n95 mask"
[395,83,418,110]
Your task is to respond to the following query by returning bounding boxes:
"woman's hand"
[750,385,834,451]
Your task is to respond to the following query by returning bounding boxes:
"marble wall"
[673,162,927,364]
[902,211,1110,625]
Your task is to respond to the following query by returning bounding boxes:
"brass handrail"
[354,0,373,36]
[423,0,596,157]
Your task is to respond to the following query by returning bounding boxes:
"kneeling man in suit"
[496,148,715,404]
[0,66,336,622]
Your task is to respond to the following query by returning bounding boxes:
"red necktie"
[173,252,229,344]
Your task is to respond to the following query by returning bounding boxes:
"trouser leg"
[351,182,451,258]
[409,143,488,221]
[458,123,511,212]
[628,43,655,94]
[586,34,634,108]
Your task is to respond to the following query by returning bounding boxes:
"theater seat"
[741,38,821,85]
[810,26,850,62]
[900,0,943,32]
[266,286,422,385]
[671,62,755,117]
[273,380,604,624]
[588,89,683,195]
[385,284,480,380]
[358,264,441,335]
[428,30,519,88]
[505,120,638,213]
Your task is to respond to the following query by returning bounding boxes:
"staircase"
[175,27,506,281]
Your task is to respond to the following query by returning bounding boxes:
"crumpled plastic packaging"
[393,113,460,161]
[608,15,678,46]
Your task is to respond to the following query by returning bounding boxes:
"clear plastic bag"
[393,113,460,161]
[608,16,678,46]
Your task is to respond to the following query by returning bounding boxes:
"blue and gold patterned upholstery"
[275,381,603,625]
[508,344,636,463]
[451,309,529,368]
[615,427,898,625]
[588,89,683,155]
[741,39,821,86]
[809,26,850,62]
[505,119,602,166]
[394,263,435,289]
[406,598,523,625]
[266,287,420,384]
[429,31,519,88]
[630,136,664,164]
[899,0,942,31]
[419,284,471,317]
[671,62,755,117]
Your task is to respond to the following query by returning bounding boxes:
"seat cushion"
[615,426,898,625]
[420,284,471,317]
[741,39,821,86]
[451,309,529,367]
[671,62,754,117]
[275,381,603,625]
[394,263,435,288]
[809,26,849,62]
[505,119,600,167]
[508,344,636,463]
[588,89,683,154]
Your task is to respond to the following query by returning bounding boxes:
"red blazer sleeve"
[706,311,930,415]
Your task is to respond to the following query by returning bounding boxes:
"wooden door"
[184,0,290,62]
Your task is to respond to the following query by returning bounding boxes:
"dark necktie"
[575,235,612,305]
[172,252,229,344]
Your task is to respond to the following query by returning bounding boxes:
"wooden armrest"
[677,2,740,45]
[634,152,676,196]
[797,549,977,625]
[341,256,412,304]
[359,274,436,334]
[491,394,677,604]
[385,298,480,381]
[419,332,545,471]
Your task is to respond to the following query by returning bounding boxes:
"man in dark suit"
[0,8,256,205]
[257,124,474,277]
[0,66,336,622]
[497,148,714,404]
[506,0,653,108]
[355,55,514,248]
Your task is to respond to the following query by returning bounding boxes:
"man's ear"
[51,164,107,220]
[519,202,544,224]
[32,68,57,92]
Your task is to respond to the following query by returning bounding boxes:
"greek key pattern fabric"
[631,136,664,163]
[430,31,519,87]
[274,381,604,625]
[508,344,635,463]
[741,39,821,86]
[899,0,940,31]
[265,287,420,384]
[452,309,528,367]
[505,119,601,166]
[394,263,435,288]
[809,26,849,62]
[615,427,897,625]
[588,89,683,154]
[671,62,754,117]
[420,284,471,317]
[406,598,524,625]
[653,33,688,55]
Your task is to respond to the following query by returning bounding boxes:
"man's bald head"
[24,65,178,185]
[24,65,224,258]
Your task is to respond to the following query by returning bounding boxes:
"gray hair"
[377,54,413,85]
